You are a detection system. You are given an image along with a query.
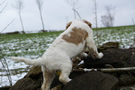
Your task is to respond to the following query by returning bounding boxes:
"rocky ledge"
[2,42,135,90]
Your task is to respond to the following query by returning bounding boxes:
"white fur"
[11,19,103,90]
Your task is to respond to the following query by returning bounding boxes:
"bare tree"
[14,0,25,33]
[101,5,115,27]
[0,1,13,86]
[93,0,98,28]
[93,0,100,46]
[66,0,81,19]
[132,17,135,25]
[36,0,46,32]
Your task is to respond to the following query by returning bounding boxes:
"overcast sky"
[0,0,135,33]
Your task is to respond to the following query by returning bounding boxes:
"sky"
[0,0,135,33]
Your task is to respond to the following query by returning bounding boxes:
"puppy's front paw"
[98,53,103,59]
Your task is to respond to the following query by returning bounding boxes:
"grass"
[0,31,62,58]
[93,25,135,30]
[93,25,135,48]
[0,25,135,87]
[0,25,135,58]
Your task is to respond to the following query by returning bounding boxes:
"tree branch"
[3,57,13,86]
[0,18,15,33]
[0,0,6,6]
[72,9,81,19]
[0,1,8,14]
[73,67,135,72]
[0,57,13,87]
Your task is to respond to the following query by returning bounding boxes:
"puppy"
[11,19,103,90]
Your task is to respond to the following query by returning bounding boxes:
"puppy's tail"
[11,57,43,66]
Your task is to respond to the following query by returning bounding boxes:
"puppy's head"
[66,20,92,30]
[83,20,92,28]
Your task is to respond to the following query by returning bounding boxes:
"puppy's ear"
[83,20,92,28]
[66,21,72,30]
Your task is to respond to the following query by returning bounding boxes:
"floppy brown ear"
[66,21,72,29]
[83,20,92,28]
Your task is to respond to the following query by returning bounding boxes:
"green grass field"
[93,25,135,47]
[0,26,135,58]
[0,25,135,87]
[0,31,62,58]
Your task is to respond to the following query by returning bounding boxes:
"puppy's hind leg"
[41,66,55,90]
[59,60,72,85]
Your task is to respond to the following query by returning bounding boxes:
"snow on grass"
[94,26,135,48]
[0,32,62,87]
[0,26,135,87]
[0,57,30,87]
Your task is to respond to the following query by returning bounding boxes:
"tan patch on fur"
[66,22,72,29]
[62,27,88,45]
[83,20,92,28]
[89,47,98,59]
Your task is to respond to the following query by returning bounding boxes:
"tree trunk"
[39,9,45,32]
[19,11,25,33]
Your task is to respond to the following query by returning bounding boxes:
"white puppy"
[11,19,103,90]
